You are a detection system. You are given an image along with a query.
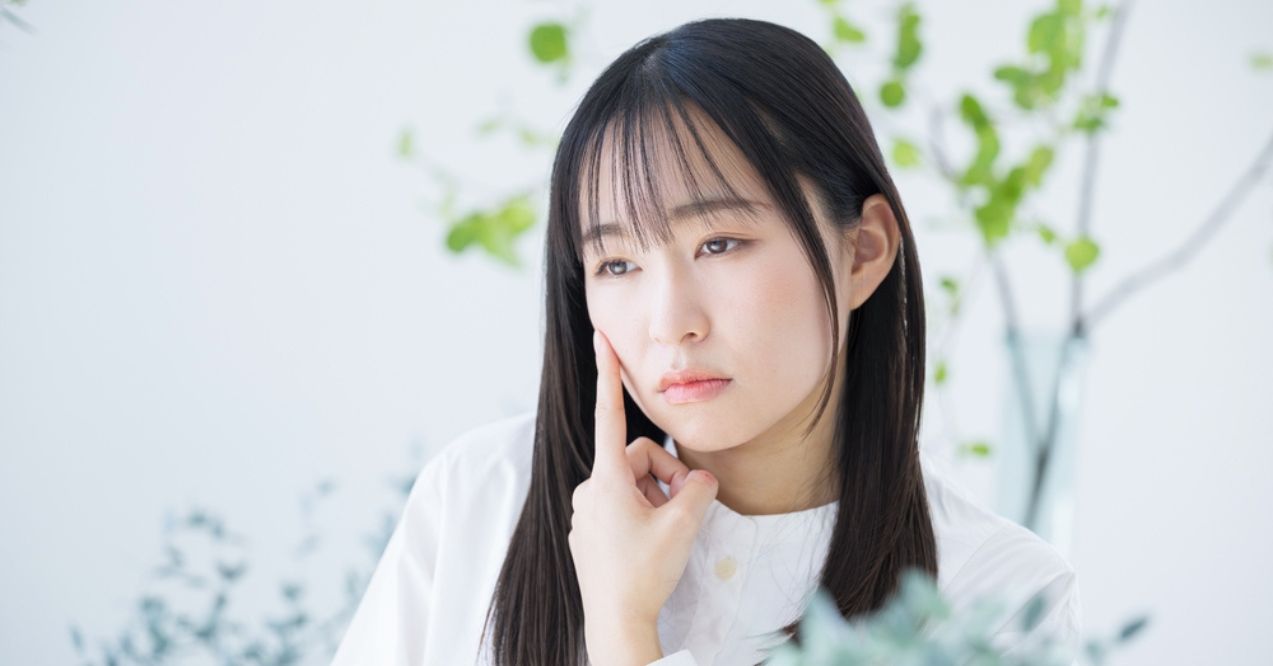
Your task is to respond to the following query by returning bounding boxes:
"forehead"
[576,102,773,257]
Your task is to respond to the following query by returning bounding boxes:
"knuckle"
[631,437,655,452]
[664,506,698,530]
[624,439,648,464]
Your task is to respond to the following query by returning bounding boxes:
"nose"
[647,265,709,347]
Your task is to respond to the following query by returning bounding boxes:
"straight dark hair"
[481,17,936,664]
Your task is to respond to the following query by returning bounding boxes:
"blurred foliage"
[71,502,1147,665]
[69,466,420,665]
[879,2,922,108]
[766,568,1148,665]
[815,0,869,58]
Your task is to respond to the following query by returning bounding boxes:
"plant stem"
[1017,1,1135,531]
[1083,126,1273,330]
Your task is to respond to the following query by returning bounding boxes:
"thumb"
[663,469,718,527]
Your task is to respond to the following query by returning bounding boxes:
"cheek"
[585,285,642,396]
[728,252,834,390]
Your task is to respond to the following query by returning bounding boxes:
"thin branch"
[1,6,35,33]
[931,251,990,451]
[1083,126,1273,330]
[988,248,1042,454]
[926,103,959,183]
[1072,0,1134,331]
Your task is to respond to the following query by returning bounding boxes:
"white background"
[2,0,1271,663]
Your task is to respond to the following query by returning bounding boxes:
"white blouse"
[331,410,1082,665]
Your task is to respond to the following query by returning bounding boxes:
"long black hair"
[482,16,936,664]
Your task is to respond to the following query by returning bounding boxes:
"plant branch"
[987,247,1043,456]
[1021,1,1136,531]
[1082,125,1273,330]
[1,6,34,33]
[1071,0,1133,332]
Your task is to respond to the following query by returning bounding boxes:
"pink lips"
[662,378,732,405]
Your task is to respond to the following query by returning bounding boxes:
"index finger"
[592,329,628,478]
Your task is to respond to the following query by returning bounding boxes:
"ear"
[845,193,901,311]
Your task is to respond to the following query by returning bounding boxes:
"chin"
[659,411,750,453]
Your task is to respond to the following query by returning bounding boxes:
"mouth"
[661,378,732,405]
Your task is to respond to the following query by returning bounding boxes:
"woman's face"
[579,113,856,453]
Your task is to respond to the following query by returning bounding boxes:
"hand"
[569,329,720,666]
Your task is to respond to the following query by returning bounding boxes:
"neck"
[673,355,844,516]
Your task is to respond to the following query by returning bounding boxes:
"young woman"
[333,17,1081,666]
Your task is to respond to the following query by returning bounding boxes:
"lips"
[658,368,730,393]
[662,378,732,405]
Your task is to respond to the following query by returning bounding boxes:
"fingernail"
[693,470,715,484]
[593,330,600,351]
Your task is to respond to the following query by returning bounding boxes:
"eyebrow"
[580,197,767,245]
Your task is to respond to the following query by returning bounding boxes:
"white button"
[714,556,737,581]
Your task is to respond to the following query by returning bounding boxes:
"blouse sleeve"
[330,449,450,666]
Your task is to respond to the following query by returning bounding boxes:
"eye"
[595,258,637,278]
[592,237,747,279]
[700,237,744,256]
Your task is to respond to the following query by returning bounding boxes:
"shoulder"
[424,408,537,482]
[919,449,1075,584]
[918,450,1081,655]
[404,409,538,527]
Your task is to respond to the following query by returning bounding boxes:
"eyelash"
[592,237,747,279]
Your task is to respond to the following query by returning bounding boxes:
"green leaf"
[396,128,413,158]
[1024,145,1055,186]
[833,15,866,43]
[994,64,1044,110]
[961,441,992,457]
[475,116,502,136]
[958,93,989,127]
[893,3,923,70]
[528,22,569,64]
[957,94,1002,188]
[448,196,536,266]
[975,197,1013,246]
[892,137,921,167]
[1064,235,1101,273]
[1036,223,1058,245]
[445,212,484,253]
[960,139,1001,189]
[934,360,948,385]
[517,126,550,147]
[1073,91,1119,133]
[974,166,1030,245]
[1028,13,1061,55]
[1251,51,1273,71]
[880,79,906,108]
[1073,114,1104,133]
[939,275,961,315]
[1093,4,1112,20]
[993,64,1031,86]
